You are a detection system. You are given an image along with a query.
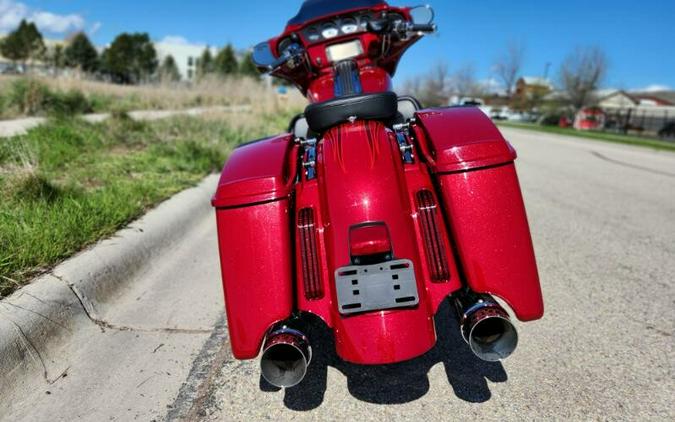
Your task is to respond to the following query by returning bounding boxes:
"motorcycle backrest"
[289,95,422,139]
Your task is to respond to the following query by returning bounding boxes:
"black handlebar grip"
[409,23,436,33]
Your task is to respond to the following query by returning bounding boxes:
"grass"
[0,109,298,298]
[496,121,675,152]
[0,75,306,119]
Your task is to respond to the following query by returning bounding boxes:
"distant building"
[594,90,675,134]
[154,41,217,82]
[514,77,554,99]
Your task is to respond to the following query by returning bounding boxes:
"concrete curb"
[0,175,219,397]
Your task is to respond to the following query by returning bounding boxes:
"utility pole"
[543,62,551,81]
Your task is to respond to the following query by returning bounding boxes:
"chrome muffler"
[260,326,312,388]
[454,291,519,361]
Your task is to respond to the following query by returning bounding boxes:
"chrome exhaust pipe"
[260,326,312,388]
[454,291,518,362]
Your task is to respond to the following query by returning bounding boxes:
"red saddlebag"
[212,134,298,358]
[414,108,544,321]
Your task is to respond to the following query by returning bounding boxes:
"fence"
[602,106,675,137]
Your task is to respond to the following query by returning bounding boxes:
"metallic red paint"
[212,134,297,208]
[215,200,294,359]
[288,121,462,364]
[266,4,415,102]
[438,165,544,321]
[413,107,544,321]
[213,134,298,359]
[212,2,544,371]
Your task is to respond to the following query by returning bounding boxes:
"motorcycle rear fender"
[212,134,298,359]
[293,121,462,364]
[413,107,544,321]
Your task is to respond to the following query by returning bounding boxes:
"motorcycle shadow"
[259,298,508,411]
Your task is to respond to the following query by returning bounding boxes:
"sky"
[2,0,674,92]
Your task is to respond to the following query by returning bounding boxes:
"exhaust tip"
[454,292,519,362]
[467,314,518,362]
[260,328,311,388]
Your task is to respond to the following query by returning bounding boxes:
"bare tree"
[400,77,422,98]
[421,61,450,106]
[401,61,449,107]
[493,41,525,97]
[559,46,608,110]
[451,64,479,100]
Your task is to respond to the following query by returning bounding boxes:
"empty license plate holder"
[335,259,419,315]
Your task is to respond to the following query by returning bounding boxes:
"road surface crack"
[53,274,211,335]
[590,151,675,177]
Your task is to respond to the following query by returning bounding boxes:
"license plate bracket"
[335,259,419,315]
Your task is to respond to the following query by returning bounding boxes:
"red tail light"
[416,190,450,282]
[298,208,323,299]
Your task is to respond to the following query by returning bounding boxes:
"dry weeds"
[0,74,306,117]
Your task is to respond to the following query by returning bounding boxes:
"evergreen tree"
[214,44,238,76]
[0,20,45,68]
[158,55,181,82]
[196,47,214,79]
[64,32,99,73]
[101,33,157,84]
[239,51,259,79]
[46,44,65,71]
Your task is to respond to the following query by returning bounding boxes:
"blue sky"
[4,0,674,91]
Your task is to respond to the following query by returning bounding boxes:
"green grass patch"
[0,112,293,297]
[496,121,675,152]
[1,79,99,118]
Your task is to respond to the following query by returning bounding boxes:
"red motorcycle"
[212,0,544,388]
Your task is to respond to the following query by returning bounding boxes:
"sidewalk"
[0,105,251,138]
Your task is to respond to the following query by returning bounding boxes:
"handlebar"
[266,43,304,72]
[370,19,437,36]
[408,23,436,33]
[268,53,292,71]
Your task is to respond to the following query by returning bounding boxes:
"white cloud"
[32,11,84,33]
[157,35,212,51]
[635,84,672,93]
[89,21,102,35]
[0,0,85,34]
[159,35,190,45]
[0,0,28,32]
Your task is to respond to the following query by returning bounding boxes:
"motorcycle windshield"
[287,0,386,26]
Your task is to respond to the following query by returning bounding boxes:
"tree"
[158,55,181,82]
[400,77,422,100]
[0,20,45,69]
[559,46,608,110]
[239,51,259,79]
[64,32,99,73]
[46,44,65,71]
[101,33,157,84]
[451,64,479,100]
[418,61,450,107]
[196,47,214,79]
[493,41,524,97]
[214,44,238,76]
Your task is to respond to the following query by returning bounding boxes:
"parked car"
[658,122,675,139]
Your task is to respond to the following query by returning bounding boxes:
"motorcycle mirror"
[252,41,277,69]
[409,5,434,25]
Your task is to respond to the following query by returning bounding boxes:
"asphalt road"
[3,128,674,421]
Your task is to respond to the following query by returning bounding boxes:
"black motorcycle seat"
[304,92,398,133]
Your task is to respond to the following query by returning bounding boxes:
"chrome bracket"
[302,138,318,180]
[393,124,415,164]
